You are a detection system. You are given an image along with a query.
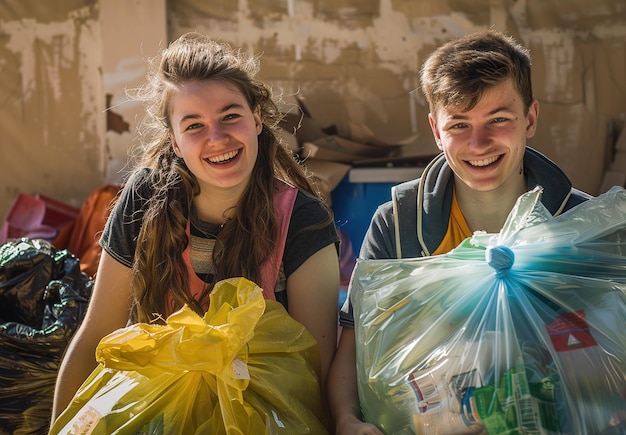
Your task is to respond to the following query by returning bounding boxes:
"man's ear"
[428,113,443,150]
[526,100,539,138]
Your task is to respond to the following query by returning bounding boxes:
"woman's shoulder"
[294,187,322,202]
[282,188,334,236]
[124,167,154,189]
[109,167,156,218]
[293,189,331,216]
[119,167,156,198]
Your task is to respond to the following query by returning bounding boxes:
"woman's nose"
[207,125,228,145]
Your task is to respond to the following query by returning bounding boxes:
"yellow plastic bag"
[50,277,329,434]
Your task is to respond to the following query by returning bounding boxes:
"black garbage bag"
[0,238,93,435]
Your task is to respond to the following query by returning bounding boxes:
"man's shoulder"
[392,178,421,207]
[565,188,593,211]
[394,178,421,193]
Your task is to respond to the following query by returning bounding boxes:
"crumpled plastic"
[350,185,626,435]
[50,277,329,435]
[0,238,93,435]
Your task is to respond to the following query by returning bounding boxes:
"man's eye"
[450,123,467,129]
[492,117,507,124]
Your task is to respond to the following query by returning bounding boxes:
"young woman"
[52,32,340,427]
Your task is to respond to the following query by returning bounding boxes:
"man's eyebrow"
[449,105,514,119]
[487,105,514,115]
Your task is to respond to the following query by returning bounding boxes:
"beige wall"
[168,0,626,197]
[100,0,166,184]
[1,0,625,221]
[0,0,166,220]
[0,0,104,217]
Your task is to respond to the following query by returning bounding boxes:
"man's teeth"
[208,150,239,163]
[469,156,499,167]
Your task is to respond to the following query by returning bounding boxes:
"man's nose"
[469,127,491,147]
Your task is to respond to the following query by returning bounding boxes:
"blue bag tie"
[485,245,515,277]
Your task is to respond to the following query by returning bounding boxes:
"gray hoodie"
[340,147,591,327]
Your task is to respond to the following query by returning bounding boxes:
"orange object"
[53,185,121,277]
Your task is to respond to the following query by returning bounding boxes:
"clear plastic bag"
[350,186,626,435]
[50,277,329,435]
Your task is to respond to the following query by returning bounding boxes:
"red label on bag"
[546,310,598,352]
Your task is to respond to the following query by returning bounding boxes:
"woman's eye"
[224,113,241,121]
[185,123,202,131]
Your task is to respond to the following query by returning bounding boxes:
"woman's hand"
[328,328,385,435]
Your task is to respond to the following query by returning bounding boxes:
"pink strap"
[182,181,297,308]
[259,181,298,300]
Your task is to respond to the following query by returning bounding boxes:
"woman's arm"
[51,252,134,422]
[286,243,340,403]
[328,327,384,435]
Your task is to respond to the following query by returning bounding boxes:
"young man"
[328,29,590,435]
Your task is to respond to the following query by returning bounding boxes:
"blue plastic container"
[332,179,393,255]
[330,167,424,255]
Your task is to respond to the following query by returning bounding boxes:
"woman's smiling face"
[429,79,538,193]
[169,79,262,192]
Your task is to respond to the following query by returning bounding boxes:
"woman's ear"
[171,134,182,157]
[254,108,262,135]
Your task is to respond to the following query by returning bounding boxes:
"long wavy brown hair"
[126,32,330,323]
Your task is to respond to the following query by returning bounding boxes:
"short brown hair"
[420,29,533,116]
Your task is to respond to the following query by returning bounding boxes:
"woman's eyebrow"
[179,113,201,124]
[219,102,246,113]
[178,102,246,124]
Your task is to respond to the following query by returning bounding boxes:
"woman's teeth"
[468,155,499,167]
[208,150,239,163]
